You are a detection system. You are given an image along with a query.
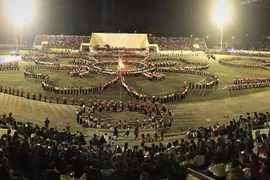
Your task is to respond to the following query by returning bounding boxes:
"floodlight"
[214,0,230,27]
[214,0,230,50]
[7,0,34,25]
[7,0,34,46]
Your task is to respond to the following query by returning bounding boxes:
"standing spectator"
[123,128,130,137]
[45,117,50,130]
[66,123,70,133]
[134,128,139,140]
[113,127,118,140]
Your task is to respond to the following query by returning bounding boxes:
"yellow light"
[214,0,230,27]
[7,0,34,25]
[118,58,124,69]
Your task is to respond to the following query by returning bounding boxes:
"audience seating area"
[148,37,208,51]
[34,35,91,49]
[33,34,208,52]
[0,108,270,180]
[250,39,270,51]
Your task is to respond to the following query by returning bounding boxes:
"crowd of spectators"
[184,111,270,180]
[148,37,207,51]
[34,35,91,50]
[1,108,270,180]
[249,39,270,52]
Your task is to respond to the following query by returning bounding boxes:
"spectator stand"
[3,108,270,180]
[33,34,91,50]
[148,36,208,52]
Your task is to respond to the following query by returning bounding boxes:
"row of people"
[229,82,270,91]
[142,72,165,81]
[0,61,19,71]
[233,77,270,84]
[219,58,270,70]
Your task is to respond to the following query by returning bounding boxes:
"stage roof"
[90,33,149,49]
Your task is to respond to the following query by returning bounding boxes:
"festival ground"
[0,53,270,146]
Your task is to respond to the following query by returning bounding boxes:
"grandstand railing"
[187,168,215,180]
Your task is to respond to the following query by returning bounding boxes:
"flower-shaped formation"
[22,51,219,103]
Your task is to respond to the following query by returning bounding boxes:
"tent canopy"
[90,33,149,49]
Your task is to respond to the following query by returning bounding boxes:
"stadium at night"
[0,0,270,179]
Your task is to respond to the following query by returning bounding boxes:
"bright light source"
[214,0,230,27]
[118,58,124,70]
[7,0,34,25]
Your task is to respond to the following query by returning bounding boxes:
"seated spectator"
[226,159,245,180]
[140,134,145,143]
[158,132,164,141]
[261,158,270,180]
[0,158,18,180]
[193,149,206,169]
[169,162,187,180]
[114,161,128,180]
[140,172,149,180]
[152,133,158,142]
[101,160,115,180]
[240,153,261,179]
[180,153,194,168]
[85,160,100,180]
[90,134,99,145]
[146,133,152,142]
[207,156,226,180]
[41,162,61,180]
[60,165,75,180]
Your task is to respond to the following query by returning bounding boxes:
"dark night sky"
[0,0,270,44]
